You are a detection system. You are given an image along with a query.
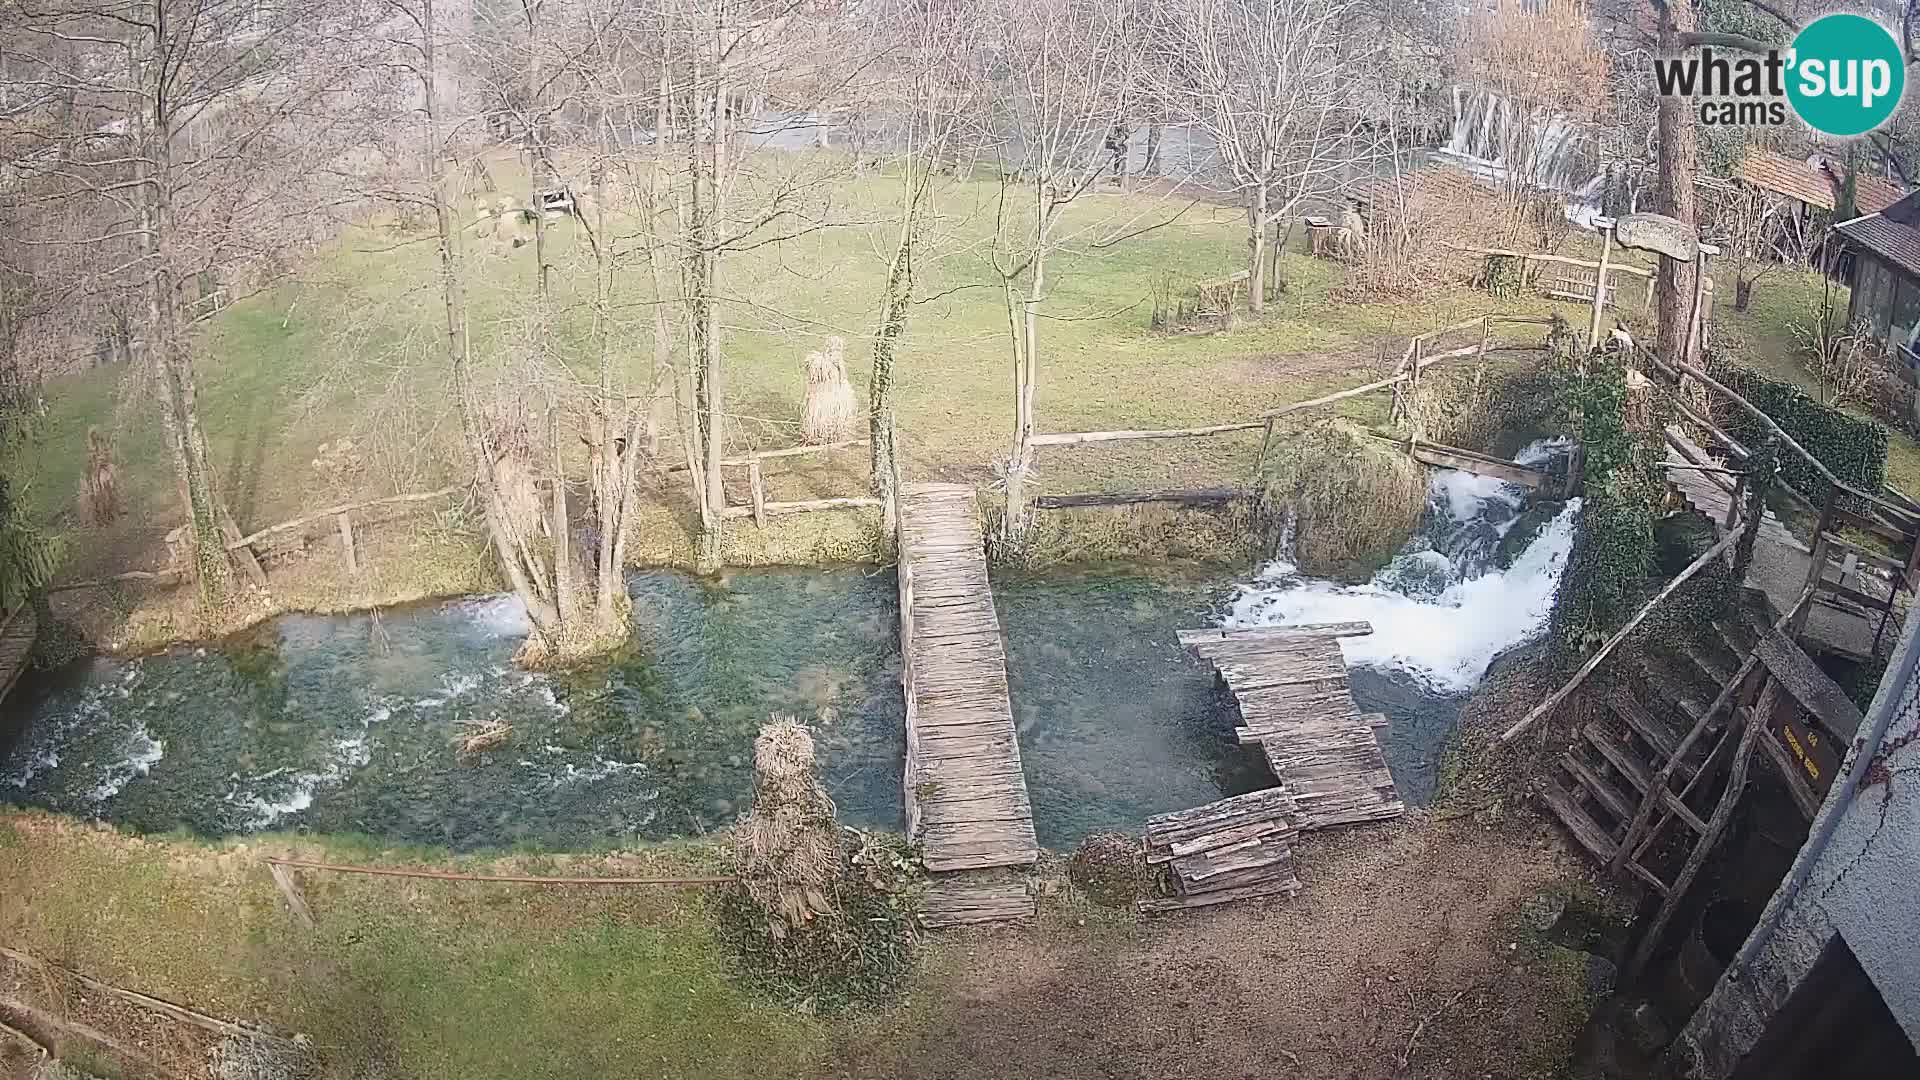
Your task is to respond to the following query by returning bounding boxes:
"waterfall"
[1438,86,1607,222]
[1225,441,1578,694]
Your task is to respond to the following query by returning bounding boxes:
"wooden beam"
[1176,622,1374,645]
[1401,441,1551,489]
[718,496,884,520]
[1026,422,1265,448]
[747,460,768,527]
[1031,488,1241,509]
[1500,528,1744,744]
[1444,243,1655,279]
[45,569,188,594]
[228,487,459,551]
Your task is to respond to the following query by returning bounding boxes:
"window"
[1889,275,1920,359]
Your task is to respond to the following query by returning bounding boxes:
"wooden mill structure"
[1517,350,1920,982]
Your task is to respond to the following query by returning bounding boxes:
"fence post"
[1249,416,1277,491]
[747,459,768,527]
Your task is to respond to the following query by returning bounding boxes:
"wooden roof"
[1737,149,1837,210]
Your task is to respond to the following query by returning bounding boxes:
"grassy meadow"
[25,160,1603,603]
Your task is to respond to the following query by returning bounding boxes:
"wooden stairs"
[1541,601,1769,898]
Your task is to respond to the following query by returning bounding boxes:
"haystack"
[740,716,841,937]
[799,337,857,445]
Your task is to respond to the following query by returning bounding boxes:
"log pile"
[1139,788,1303,913]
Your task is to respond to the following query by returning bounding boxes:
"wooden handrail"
[1499,528,1743,744]
[1654,356,1920,529]
[227,486,460,551]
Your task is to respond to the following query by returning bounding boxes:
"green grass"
[0,814,824,1080]
[26,159,1600,585]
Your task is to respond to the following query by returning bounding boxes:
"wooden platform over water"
[0,606,37,705]
[1181,624,1406,830]
[896,484,1038,926]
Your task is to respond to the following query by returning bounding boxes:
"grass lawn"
[24,160,1600,602]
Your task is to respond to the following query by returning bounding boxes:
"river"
[1,452,1575,851]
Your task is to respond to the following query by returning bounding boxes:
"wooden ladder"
[1541,605,1774,899]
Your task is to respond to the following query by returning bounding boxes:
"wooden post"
[335,513,358,576]
[1588,227,1613,349]
[1249,416,1277,490]
[1474,316,1492,393]
[1643,272,1656,313]
[269,862,317,929]
[747,459,767,528]
[1680,249,1710,366]
[1723,472,1747,533]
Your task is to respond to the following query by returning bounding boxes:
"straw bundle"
[800,337,857,445]
[740,716,841,938]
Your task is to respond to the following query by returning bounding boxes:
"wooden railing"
[1022,313,1558,507]
[665,438,880,526]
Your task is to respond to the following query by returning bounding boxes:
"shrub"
[1257,418,1427,579]
[1708,350,1889,501]
[1067,832,1150,908]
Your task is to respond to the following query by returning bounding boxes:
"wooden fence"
[665,438,881,526]
[1021,313,1558,510]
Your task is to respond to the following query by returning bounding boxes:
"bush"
[1258,418,1427,579]
[1067,832,1150,908]
[1708,351,1889,501]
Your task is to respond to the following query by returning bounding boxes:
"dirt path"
[829,818,1596,1080]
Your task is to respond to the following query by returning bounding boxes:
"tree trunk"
[1248,184,1269,315]
[1655,0,1699,364]
[870,188,917,513]
[1735,275,1754,312]
[1143,123,1162,177]
[132,10,234,611]
[423,0,557,635]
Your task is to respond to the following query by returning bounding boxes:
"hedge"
[1707,352,1889,502]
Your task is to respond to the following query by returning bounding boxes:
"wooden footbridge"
[1141,623,1406,912]
[896,484,1040,926]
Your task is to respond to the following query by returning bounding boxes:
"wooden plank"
[1176,623,1373,645]
[1755,629,1865,740]
[1562,752,1634,824]
[1137,875,1301,913]
[1541,780,1620,864]
[1584,723,1653,793]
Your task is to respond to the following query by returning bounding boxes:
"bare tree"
[859,0,989,513]
[3,0,387,608]
[983,0,1154,527]
[1158,0,1380,313]
[1698,177,1782,312]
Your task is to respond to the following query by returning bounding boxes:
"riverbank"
[0,801,1603,1080]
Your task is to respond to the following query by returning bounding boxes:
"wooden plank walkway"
[896,484,1038,925]
[1179,624,1406,832]
[0,606,37,705]
[1664,427,1881,658]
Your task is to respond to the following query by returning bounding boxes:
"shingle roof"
[1836,212,1920,278]
[1738,149,1837,209]
[1855,173,1907,215]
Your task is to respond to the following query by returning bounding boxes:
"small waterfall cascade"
[1437,87,1607,221]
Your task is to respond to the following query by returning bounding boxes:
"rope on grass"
[265,857,735,886]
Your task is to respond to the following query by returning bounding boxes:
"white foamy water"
[2,664,167,804]
[1227,445,1579,694]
